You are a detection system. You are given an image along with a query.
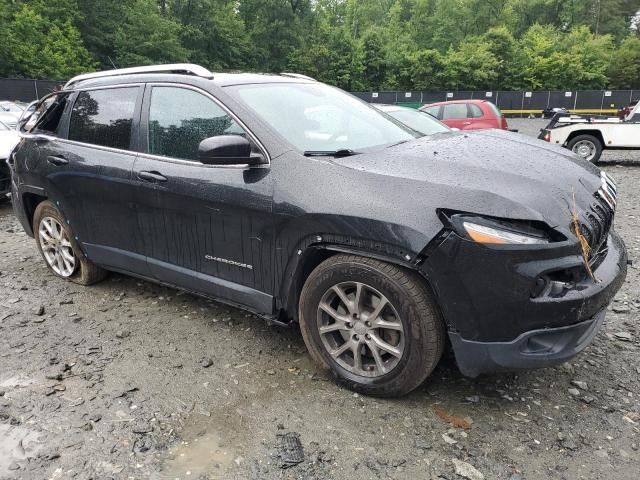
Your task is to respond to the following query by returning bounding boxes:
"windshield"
[227,82,419,152]
[384,108,450,136]
[0,121,8,131]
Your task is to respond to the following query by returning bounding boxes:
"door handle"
[463,122,472,125]
[138,170,167,182]
[47,155,69,166]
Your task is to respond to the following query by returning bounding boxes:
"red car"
[420,99,509,131]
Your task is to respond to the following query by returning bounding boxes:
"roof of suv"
[423,99,491,107]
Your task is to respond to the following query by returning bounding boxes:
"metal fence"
[2,78,638,116]
[0,78,63,102]
[351,90,640,116]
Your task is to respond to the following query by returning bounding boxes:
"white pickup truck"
[538,102,640,163]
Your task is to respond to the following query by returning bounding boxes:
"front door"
[133,85,274,312]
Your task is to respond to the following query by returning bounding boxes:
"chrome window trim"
[143,82,271,167]
[54,138,137,156]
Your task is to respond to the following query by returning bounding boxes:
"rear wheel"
[567,134,603,163]
[299,254,445,397]
[33,201,107,285]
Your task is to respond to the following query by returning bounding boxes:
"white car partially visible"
[0,111,19,130]
[1,120,19,198]
[0,120,19,159]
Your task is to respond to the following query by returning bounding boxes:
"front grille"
[579,172,617,261]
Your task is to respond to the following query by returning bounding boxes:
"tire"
[299,254,445,397]
[33,200,107,285]
[567,134,603,164]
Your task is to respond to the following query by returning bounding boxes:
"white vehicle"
[0,110,19,130]
[539,102,640,163]
[0,120,20,199]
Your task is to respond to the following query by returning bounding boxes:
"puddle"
[0,424,44,475]
[159,430,238,479]
[156,414,248,480]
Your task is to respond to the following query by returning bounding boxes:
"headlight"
[462,221,549,245]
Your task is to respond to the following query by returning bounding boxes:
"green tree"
[608,36,640,88]
[440,40,500,90]
[170,0,253,70]
[5,3,94,78]
[359,29,387,89]
[113,0,189,67]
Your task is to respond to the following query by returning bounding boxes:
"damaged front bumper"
[421,229,627,377]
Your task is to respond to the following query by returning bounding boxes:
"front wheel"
[299,255,445,397]
[567,134,603,164]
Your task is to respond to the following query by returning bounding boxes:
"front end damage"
[419,174,628,377]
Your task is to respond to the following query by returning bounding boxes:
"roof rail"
[64,63,214,89]
[280,72,316,81]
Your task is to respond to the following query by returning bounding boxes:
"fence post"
[546,91,551,109]
[573,91,578,111]
[520,91,525,118]
[33,79,39,99]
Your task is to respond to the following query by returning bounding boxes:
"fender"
[276,233,428,323]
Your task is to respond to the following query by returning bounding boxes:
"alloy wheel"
[38,216,76,277]
[572,140,596,162]
[316,281,405,378]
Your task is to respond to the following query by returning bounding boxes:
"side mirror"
[198,135,264,166]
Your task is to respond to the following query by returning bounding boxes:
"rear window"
[485,101,503,118]
[34,94,70,135]
[68,87,138,150]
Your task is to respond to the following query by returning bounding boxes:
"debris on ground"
[274,432,304,469]
[452,458,484,480]
[433,404,473,430]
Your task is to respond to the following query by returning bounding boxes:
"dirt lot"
[1,121,639,479]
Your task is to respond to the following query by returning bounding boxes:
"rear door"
[441,103,472,129]
[49,85,148,274]
[133,84,274,312]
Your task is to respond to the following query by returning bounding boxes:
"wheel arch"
[21,191,48,236]
[277,240,435,325]
[565,130,605,148]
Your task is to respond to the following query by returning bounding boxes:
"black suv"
[8,65,627,396]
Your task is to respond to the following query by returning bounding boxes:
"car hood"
[332,129,603,231]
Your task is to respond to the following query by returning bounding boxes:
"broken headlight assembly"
[439,211,566,246]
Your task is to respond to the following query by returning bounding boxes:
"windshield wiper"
[303,149,360,157]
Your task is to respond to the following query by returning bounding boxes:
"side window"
[442,104,469,119]
[26,94,68,134]
[468,104,484,118]
[68,87,138,150]
[148,86,246,161]
[422,106,440,119]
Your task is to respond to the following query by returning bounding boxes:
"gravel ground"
[1,121,639,479]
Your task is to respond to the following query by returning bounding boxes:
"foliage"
[0,0,638,90]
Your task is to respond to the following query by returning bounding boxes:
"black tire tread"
[299,254,445,397]
[33,201,107,285]
[567,134,603,164]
